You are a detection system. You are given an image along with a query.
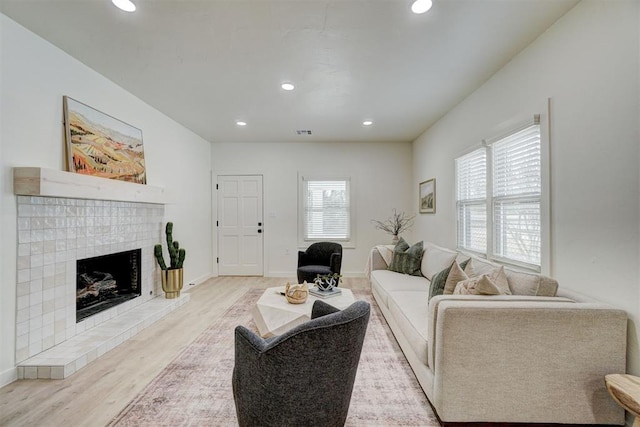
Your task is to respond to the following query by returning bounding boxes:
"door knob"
[258,229,262,233]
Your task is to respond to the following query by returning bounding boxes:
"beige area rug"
[108,289,439,426]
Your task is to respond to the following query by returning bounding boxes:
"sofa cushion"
[465,257,501,277]
[465,256,557,296]
[444,260,469,295]
[387,291,429,366]
[464,260,474,275]
[388,239,424,276]
[455,253,471,266]
[421,242,458,280]
[392,237,410,252]
[371,269,429,308]
[505,269,558,297]
[489,266,511,294]
[297,265,332,277]
[428,262,455,301]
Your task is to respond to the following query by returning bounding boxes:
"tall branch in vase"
[371,209,415,244]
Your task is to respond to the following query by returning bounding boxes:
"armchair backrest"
[303,241,343,265]
[233,300,370,427]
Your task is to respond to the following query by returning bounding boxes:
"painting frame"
[63,96,147,184]
[419,178,436,214]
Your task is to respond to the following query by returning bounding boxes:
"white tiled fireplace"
[13,168,189,379]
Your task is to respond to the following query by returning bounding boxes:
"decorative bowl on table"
[285,282,308,304]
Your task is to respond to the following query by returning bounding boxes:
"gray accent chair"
[232,299,370,427]
[297,241,343,284]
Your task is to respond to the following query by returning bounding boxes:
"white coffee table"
[251,286,355,338]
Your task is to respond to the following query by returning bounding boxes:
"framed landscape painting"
[419,178,435,214]
[63,96,147,184]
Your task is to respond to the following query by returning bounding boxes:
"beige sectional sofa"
[369,242,627,425]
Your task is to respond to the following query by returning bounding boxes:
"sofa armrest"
[427,294,574,368]
[429,298,627,424]
[372,247,389,270]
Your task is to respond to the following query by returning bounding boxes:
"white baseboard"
[265,271,297,278]
[185,272,214,289]
[0,367,17,388]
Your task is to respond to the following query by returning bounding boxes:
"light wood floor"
[0,276,369,427]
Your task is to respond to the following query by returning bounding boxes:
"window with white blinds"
[492,125,541,267]
[300,177,351,242]
[455,121,543,270]
[455,148,487,254]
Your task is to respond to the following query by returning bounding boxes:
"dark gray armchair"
[232,299,370,427]
[297,241,343,284]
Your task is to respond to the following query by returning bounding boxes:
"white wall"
[638,0,640,387]
[0,15,213,385]
[211,142,413,277]
[413,0,640,373]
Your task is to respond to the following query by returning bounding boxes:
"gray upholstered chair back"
[232,299,370,427]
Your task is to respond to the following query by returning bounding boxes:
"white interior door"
[217,175,264,276]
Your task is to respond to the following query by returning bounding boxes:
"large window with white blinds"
[491,125,541,266]
[455,149,487,254]
[299,176,353,245]
[455,120,544,270]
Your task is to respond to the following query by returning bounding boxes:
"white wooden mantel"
[13,167,167,204]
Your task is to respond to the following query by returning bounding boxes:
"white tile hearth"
[17,294,189,379]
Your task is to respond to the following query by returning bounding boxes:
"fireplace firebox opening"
[76,249,142,322]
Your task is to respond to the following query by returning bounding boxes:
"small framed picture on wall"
[419,179,436,214]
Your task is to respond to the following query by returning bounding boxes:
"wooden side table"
[605,374,640,427]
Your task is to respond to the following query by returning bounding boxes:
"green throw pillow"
[429,261,455,301]
[390,237,410,256]
[388,239,424,276]
[459,258,470,270]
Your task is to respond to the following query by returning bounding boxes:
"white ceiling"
[0,0,578,143]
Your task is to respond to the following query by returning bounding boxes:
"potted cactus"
[154,222,186,299]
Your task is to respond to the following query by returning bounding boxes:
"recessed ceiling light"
[363,120,373,126]
[236,121,247,126]
[411,0,432,14]
[112,0,136,12]
[281,83,295,91]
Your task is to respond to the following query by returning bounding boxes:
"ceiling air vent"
[296,130,312,135]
